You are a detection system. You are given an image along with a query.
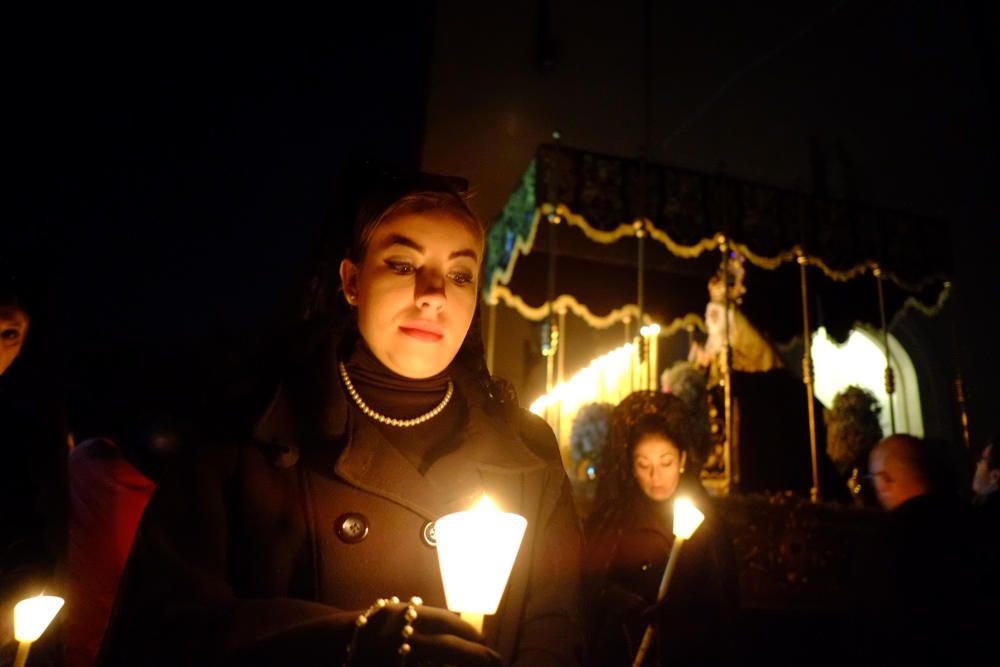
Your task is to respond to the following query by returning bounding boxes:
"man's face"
[869,447,901,510]
[0,306,29,375]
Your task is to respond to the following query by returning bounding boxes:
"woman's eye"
[449,271,474,286]
[386,260,414,275]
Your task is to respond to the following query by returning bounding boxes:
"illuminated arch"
[811,326,923,437]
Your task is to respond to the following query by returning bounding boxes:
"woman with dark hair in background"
[582,392,738,667]
[98,165,582,667]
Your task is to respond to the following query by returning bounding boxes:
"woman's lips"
[400,325,444,342]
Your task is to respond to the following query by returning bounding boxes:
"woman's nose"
[415,269,446,310]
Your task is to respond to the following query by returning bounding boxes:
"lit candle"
[434,495,527,633]
[13,595,64,667]
[632,497,705,667]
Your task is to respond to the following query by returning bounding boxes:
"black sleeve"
[97,444,357,667]
[513,474,584,667]
[510,410,584,667]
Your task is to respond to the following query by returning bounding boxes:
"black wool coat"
[98,356,582,667]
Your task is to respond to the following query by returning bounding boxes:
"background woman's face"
[0,306,29,376]
[340,212,482,378]
[632,435,685,501]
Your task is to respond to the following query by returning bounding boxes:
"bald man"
[867,434,932,511]
[868,434,984,664]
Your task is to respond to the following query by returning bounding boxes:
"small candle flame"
[471,494,498,512]
[672,497,705,540]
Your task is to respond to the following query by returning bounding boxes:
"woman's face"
[339,211,482,378]
[0,306,29,376]
[632,434,686,501]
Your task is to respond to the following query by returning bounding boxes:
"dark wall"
[8,11,436,437]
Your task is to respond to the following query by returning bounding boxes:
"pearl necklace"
[338,361,454,428]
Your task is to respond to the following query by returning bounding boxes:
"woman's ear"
[339,259,359,305]
[680,451,688,474]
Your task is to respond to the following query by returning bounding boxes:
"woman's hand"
[351,601,502,667]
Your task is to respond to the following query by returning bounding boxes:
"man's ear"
[339,259,359,304]
[989,468,1000,486]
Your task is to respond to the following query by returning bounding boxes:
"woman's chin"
[383,339,458,378]
[386,354,449,380]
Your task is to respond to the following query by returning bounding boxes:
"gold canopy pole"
[486,299,497,375]
[624,316,633,392]
[797,250,821,502]
[946,281,971,449]
[544,131,561,397]
[874,267,897,434]
[557,309,566,385]
[636,221,647,390]
[545,220,557,395]
[720,239,736,491]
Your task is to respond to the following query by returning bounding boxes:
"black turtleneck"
[342,339,465,473]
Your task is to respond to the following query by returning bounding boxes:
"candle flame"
[472,494,498,512]
[14,595,64,642]
[672,497,705,540]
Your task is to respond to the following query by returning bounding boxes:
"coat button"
[421,521,437,547]
[335,512,369,544]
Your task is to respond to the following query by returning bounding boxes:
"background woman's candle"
[632,497,705,667]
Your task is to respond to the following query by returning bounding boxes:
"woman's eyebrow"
[382,234,424,253]
[380,234,479,262]
[449,248,479,261]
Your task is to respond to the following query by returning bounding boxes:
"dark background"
[7,9,436,435]
[6,2,999,443]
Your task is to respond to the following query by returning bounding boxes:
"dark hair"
[627,410,693,459]
[1,273,30,317]
[593,391,696,509]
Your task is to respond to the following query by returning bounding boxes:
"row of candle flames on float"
[529,323,663,454]
[10,491,703,667]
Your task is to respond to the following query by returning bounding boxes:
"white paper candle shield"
[434,496,527,615]
[14,595,64,642]
[672,497,705,539]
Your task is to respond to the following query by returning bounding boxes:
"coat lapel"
[336,398,547,520]
[254,350,548,521]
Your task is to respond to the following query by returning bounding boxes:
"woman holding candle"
[99,165,582,667]
[582,391,738,667]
